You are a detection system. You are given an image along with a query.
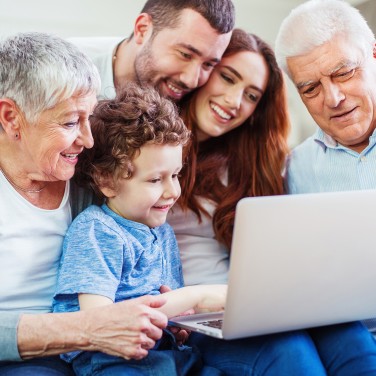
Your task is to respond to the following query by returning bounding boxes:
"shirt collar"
[314,127,376,152]
[101,203,152,232]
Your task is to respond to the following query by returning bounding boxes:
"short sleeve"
[55,214,125,302]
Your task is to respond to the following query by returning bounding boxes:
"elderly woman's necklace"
[0,167,47,193]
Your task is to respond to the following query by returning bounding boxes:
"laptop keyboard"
[197,319,223,329]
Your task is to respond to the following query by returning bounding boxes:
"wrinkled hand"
[82,295,168,360]
[160,285,192,345]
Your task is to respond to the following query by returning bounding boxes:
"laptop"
[169,190,376,340]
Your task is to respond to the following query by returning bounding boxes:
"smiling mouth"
[61,153,79,159]
[331,107,356,119]
[210,102,232,120]
[164,81,191,100]
[153,204,171,210]
[167,82,183,95]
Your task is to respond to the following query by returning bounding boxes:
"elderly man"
[276,0,376,194]
[71,0,234,102]
[275,0,376,334]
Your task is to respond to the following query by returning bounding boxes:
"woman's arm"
[0,312,20,361]
[16,294,168,360]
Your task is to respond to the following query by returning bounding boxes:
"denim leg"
[0,356,74,376]
[187,330,327,376]
[73,348,202,376]
[309,321,376,376]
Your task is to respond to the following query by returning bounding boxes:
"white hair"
[0,32,101,124]
[275,0,375,77]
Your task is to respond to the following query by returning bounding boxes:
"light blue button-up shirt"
[286,128,376,194]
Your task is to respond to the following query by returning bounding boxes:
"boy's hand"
[160,285,192,345]
[194,284,227,313]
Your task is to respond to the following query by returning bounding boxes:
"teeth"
[154,205,170,209]
[210,103,231,120]
[62,153,78,159]
[167,83,183,94]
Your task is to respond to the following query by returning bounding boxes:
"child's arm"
[78,294,113,310]
[78,285,226,318]
[157,284,227,318]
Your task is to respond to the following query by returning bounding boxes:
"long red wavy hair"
[178,29,290,250]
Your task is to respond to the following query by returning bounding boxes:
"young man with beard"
[70,0,234,102]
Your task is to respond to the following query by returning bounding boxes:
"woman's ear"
[133,13,153,45]
[0,98,21,137]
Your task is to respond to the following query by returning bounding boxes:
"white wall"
[0,0,374,146]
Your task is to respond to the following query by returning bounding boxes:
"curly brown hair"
[75,83,191,200]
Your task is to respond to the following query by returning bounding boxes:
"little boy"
[53,83,226,375]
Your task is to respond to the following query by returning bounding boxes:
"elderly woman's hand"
[18,294,168,360]
[82,295,168,359]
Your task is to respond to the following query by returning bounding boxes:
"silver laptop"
[169,190,376,339]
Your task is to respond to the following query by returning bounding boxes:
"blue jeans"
[0,356,74,376]
[73,349,202,376]
[187,321,376,376]
[308,322,376,375]
[72,330,203,376]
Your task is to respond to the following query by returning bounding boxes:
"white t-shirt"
[0,173,71,313]
[167,199,229,286]
[68,36,124,100]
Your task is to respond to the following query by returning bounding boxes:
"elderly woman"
[0,32,167,375]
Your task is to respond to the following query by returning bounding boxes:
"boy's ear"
[96,175,117,198]
[100,186,117,199]
[133,13,153,45]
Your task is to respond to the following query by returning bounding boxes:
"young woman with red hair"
[169,29,289,286]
